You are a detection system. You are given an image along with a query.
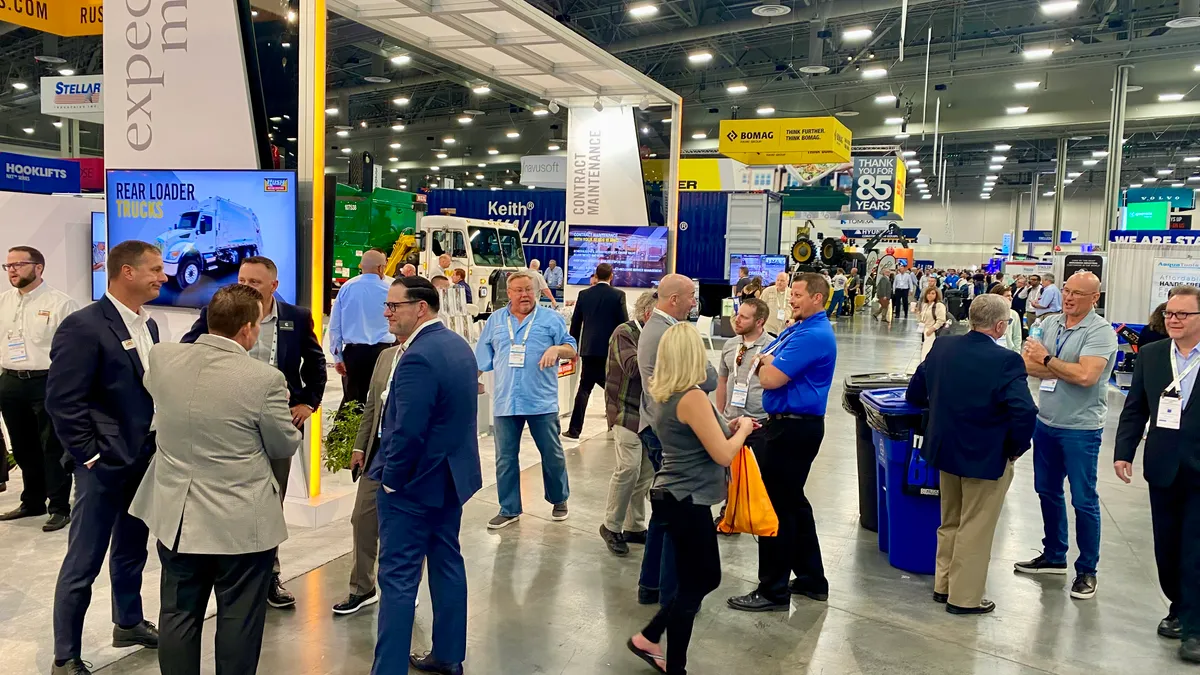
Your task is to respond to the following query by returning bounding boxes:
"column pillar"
[59,118,69,157]
[1012,191,1024,256]
[1027,172,1039,257]
[666,100,682,272]
[70,120,81,158]
[1051,137,1068,254]
[1101,65,1133,252]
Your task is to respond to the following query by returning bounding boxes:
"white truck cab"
[159,196,264,289]
[418,215,526,312]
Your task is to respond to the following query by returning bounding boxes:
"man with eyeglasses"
[0,247,80,531]
[1018,271,1118,601]
[1114,285,1200,659]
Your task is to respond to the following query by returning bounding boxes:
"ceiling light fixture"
[443,137,456,144]
[1082,159,1098,166]
[504,180,513,185]
[989,164,1003,171]
[389,142,401,149]
[476,174,485,179]
[487,149,499,155]
[1040,1,1079,15]
[687,51,713,64]
[1187,157,1200,162]
[843,27,873,41]
[756,106,775,115]
[533,108,550,116]
[393,96,410,105]
[862,67,888,79]
[629,3,658,18]
[885,117,904,125]
[909,167,922,174]
[1157,168,1174,175]
[11,82,28,91]
[905,159,919,167]
[901,150,917,157]
[436,152,448,159]
[472,85,491,95]
[661,117,672,123]
[391,123,405,131]
[457,115,473,124]
[336,130,349,137]
[895,133,910,139]
[1023,47,1054,60]
[1093,150,1109,158]
[875,94,897,104]
[1014,81,1041,90]
[1068,172,1082,178]
[991,156,1007,163]
[506,131,520,138]
[1143,177,1159,183]
[58,68,75,76]
[1006,106,1029,115]
[52,121,62,128]
[287,9,296,22]
[726,83,748,94]
[548,144,561,151]
[1159,92,1186,102]
[994,144,1012,151]
[341,147,351,154]
[692,132,708,139]
[390,54,411,65]
[921,194,932,200]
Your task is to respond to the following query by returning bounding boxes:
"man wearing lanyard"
[475,271,577,530]
[1019,271,1117,601]
[716,299,771,439]
[728,272,837,612]
[182,256,327,609]
[0,246,80,531]
[759,272,791,336]
[1114,285,1200,657]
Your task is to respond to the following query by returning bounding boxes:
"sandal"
[626,637,666,673]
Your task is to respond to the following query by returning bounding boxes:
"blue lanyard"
[1053,325,1075,358]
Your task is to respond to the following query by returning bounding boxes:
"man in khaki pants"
[905,295,1038,614]
[331,343,401,615]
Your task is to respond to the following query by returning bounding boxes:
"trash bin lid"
[843,373,912,395]
[861,387,921,415]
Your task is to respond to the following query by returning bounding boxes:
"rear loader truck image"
[157,197,265,290]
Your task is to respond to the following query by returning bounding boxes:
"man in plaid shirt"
[599,291,657,557]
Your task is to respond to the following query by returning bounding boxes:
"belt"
[767,412,823,421]
[3,368,48,379]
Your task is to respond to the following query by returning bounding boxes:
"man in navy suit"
[371,275,482,675]
[906,294,1037,617]
[46,240,167,675]
[181,255,327,608]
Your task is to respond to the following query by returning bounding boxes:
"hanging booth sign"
[566,105,649,227]
[0,152,81,194]
[1,0,102,36]
[68,157,105,191]
[1021,230,1075,244]
[1110,231,1200,245]
[718,117,852,165]
[519,155,567,190]
[1125,187,1196,209]
[1151,258,1200,309]
[40,75,104,123]
[1170,214,1192,230]
[849,156,906,220]
[642,158,773,191]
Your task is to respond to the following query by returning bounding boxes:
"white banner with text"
[565,106,648,227]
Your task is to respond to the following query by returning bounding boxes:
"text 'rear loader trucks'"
[158,197,264,290]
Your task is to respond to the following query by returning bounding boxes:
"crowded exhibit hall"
[7,0,1200,673]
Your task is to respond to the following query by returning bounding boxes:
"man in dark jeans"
[564,263,627,439]
[728,272,837,612]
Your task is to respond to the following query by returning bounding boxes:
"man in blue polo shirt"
[728,272,837,612]
[476,271,578,530]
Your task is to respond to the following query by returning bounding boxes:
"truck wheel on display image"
[174,256,203,290]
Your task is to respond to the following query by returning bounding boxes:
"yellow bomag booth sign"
[719,117,852,165]
[0,0,102,36]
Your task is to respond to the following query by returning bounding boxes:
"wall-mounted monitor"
[1124,202,1170,231]
[105,169,298,309]
[91,212,106,301]
[728,253,788,282]
[566,226,668,287]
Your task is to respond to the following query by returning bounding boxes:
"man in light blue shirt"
[544,259,564,293]
[329,250,395,410]
[1033,273,1063,317]
[476,270,577,530]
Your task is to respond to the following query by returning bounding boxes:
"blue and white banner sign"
[0,153,81,194]
[1110,230,1200,245]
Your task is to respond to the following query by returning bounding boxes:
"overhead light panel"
[506,131,520,138]
[843,27,873,41]
[1186,157,1200,162]
[1082,159,1098,166]
[443,137,456,144]
[901,150,917,157]
[1157,168,1174,175]
[983,187,994,192]
[1143,176,1159,183]
[58,68,75,76]
[862,67,888,79]
[756,106,775,115]
[548,144,561,151]
[11,82,28,91]
[1023,47,1054,60]
[661,117,672,123]
[393,96,410,105]
[688,51,713,64]
[287,9,296,22]
[389,142,401,149]
[487,148,499,155]
[21,127,34,134]
[981,194,992,199]
[392,123,406,131]
[885,117,904,125]
[475,174,484,179]
[533,108,550,116]
[909,167,922,174]
[478,163,487,167]
[436,152,448,159]
[340,147,351,154]
[472,85,491,95]
[905,159,919,167]
[336,130,349,137]
[389,157,399,162]
[1044,191,1056,196]
[691,132,708,139]
[986,175,999,180]
[1093,150,1109,158]
[1006,106,1029,115]
[994,144,1012,151]
[875,94,897,104]
[390,54,412,65]
[726,83,748,94]
[1014,81,1041,90]
[991,156,1007,163]
[504,179,513,185]
[989,164,1003,171]
[52,121,62,128]
[1040,1,1078,15]
[1068,172,1082,178]
[1159,92,1186,102]
[629,3,658,18]
[457,115,473,124]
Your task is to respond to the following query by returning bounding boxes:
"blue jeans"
[827,289,845,317]
[1032,420,1104,575]
[494,413,570,517]
[637,427,678,606]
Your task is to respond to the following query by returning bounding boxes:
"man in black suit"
[1115,284,1200,660]
[46,241,166,675]
[906,294,1038,616]
[181,255,327,609]
[564,263,628,439]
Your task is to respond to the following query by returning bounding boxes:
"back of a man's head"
[969,294,1010,333]
[595,263,613,282]
[208,284,263,338]
[361,250,387,274]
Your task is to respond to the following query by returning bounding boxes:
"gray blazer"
[130,334,302,555]
[353,345,402,470]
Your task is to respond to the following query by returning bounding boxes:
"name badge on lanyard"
[507,306,536,369]
[6,335,26,362]
[1040,325,1073,394]
[730,381,749,408]
[1159,352,1200,430]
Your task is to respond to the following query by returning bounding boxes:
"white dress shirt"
[248,299,279,366]
[0,282,80,371]
[105,291,154,374]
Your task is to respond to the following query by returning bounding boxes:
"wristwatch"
[1043,354,1053,367]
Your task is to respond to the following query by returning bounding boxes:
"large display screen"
[728,254,788,282]
[1125,202,1170,231]
[566,226,668,287]
[105,170,297,308]
[91,212,106,301]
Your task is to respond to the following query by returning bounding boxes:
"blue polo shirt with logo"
[762,312,837,416]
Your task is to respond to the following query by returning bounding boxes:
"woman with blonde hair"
[918,285,948,360]
[628,323,754,674]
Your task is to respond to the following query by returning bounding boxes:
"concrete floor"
[6,314,1194,674]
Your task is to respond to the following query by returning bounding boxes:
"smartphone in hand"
[351,465,361,482]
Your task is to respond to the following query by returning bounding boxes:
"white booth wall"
[0,192,98,305]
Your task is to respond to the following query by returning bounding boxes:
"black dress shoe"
[43,513,71,532]
[787,580,829,602]
[932,592,948,604]
[409,651,463,674]
[0,504,47,521]
[0,481,6,493]
[1160,614,1183,640]
[946,599,996,615]
[113,620,159,648]
[561,429,580,440]
[599,525,629,556]
[727,591,789,612]
[51,658,92,674]
[332,589,379,615]
[637,586,659,605]
[268,574,296,608]
[622,529,647,545]
[1181,637,1200,663]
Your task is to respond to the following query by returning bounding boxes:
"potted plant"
[323,403,364,474]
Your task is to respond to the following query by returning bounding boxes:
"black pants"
[892,288,910,318]
[340,342,392,412]
[0,371,71,513]
[566,356,606,435]
[1149,466,1200,636]
[640,490,721,675]
[757,416,827,602]
[157,542,276,675]
[270,456,292,576]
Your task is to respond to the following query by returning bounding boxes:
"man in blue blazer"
[906,294,1038,617]
[180,255,327,608]
[370,276,481,675]
[46,241,167,675]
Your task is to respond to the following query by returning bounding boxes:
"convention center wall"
[0,192,96,307]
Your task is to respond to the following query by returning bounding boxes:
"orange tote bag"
[717,446,779,537]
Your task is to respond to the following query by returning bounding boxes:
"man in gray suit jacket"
[129,284,301,675]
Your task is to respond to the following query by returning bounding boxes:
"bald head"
[401,264,416,277]
[360,250,387,276]
[1062,270,1101,319]
[656,273,696,321]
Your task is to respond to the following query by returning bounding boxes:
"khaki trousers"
[935,462,1014,608]
[604,425,654,534]
[349,470,382,595]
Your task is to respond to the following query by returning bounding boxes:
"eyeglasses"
[1,261,35,271]
[1165,311,1200,321]
[384,300,421,312]
[1062,289,1097,298]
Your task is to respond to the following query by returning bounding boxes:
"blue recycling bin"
[861,387,941,575]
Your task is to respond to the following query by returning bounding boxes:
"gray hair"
[1041,273,1055,283]
[969,294,1011,330]
[528,259,541,270]
[506,270,536,286]
[634,291,656,320]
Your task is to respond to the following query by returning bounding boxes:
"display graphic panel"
[728,254,788,282]
[105,170,297,308]
[567,226,668,287]
[91,212,106,301]
[1125,202,1170,231]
